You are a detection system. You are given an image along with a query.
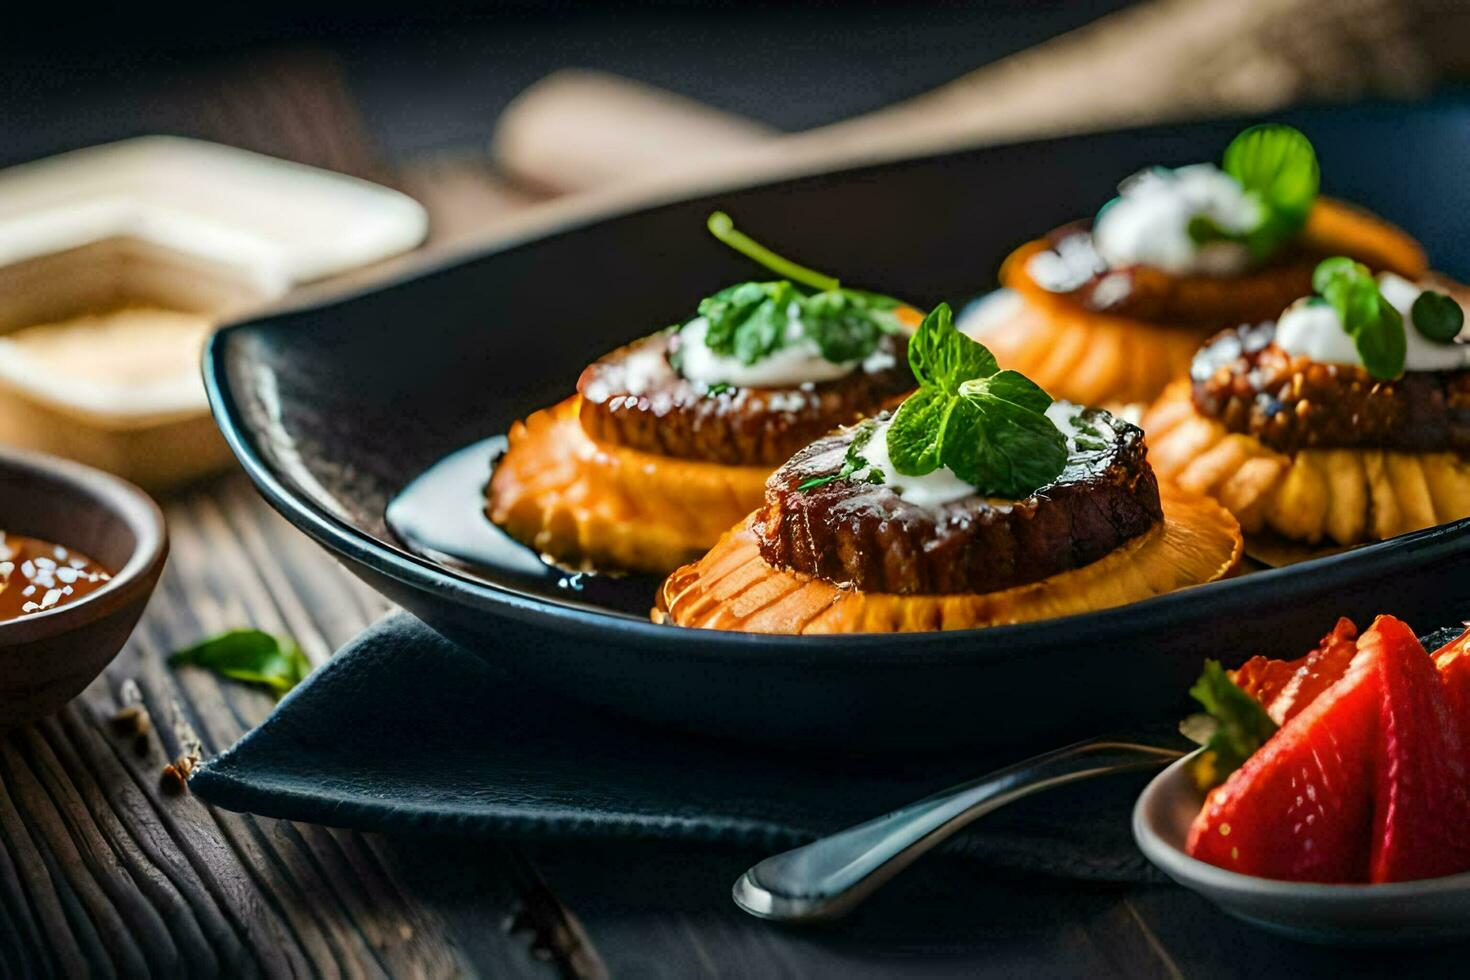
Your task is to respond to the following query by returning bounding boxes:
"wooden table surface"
[9,477,1469,978]
[4,47,1469,979]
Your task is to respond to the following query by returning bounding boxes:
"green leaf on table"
[1312,256,1406,380]
[1186,660,1279,791]
[168,630,311,697]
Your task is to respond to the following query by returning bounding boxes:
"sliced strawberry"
[1432,627,1470,757]
[1188,649,1378,882]
[1363,616,1470,883]
[1233,618,1358,725]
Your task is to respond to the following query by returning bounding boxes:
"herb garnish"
[1183,660,1279,791]
[169,630,311,697]
[1187,124,1319,262]
[885,304,1067,498]
[1311,257,1406,380]
[796,423,883,491]
[694,212,907,367]
[1410,289,1465,343]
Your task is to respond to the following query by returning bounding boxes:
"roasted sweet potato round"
[1144,381,1470,546]
[654,483,1240,634]
[488,396,769,573]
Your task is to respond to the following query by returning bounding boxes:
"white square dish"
[0,137,428,489]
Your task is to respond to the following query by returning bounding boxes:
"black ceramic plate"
[206,103,1470,751]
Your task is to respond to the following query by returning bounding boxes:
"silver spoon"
[733,736,1184,923]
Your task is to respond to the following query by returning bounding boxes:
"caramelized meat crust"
[1190,323,1470,454]
[753,410,1163,595]
[1004,199,1426,330]
[576,331,913,467]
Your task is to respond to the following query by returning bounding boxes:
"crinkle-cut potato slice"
[972,265,1206,408]
[654,484,1241,634]
[488,396,769,574]
[1143,381,1470,547]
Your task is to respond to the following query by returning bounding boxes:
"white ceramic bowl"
[1133,752,1470,945]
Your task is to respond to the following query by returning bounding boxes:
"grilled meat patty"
[753,408,1162,595]
[577,330,912,466]
[1191,322,1470,454]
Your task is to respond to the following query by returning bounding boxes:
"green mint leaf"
[1313,257,1406,380]
[1222,124,1319,260]
[945,380,1067,497]
[1187,660,1279,791]
[887,304,1066,497]
[1310,256,1359,294]
[887,386,953,477]
[704,382,734,397]
[169,629,311,697]
[797,474,842,491]
[958,368,1053,415]
[906,303,997,392]
[706,212,840,292]
[1411,290,1465,343]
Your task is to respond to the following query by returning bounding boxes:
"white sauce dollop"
[676,313,867,388]
[1275,273,1470,372]
[1091,164,1260,276]
[580,343,669,402]
[855,402,1083,510]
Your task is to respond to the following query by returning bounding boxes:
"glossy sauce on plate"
[0,531,112,622]
[385,437,658,617]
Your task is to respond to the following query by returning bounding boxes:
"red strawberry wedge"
[1364,617,1470,883]
[1187,648,1378,882]
[1234,618,1359,725]
[1432,627,1470,763]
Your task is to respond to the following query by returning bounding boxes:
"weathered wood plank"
[0,474,568,976]
[530,841,1195,980]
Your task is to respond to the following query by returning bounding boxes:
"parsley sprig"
[1182,661,1278,791]
[797,423,884,491]
[688,213,907,368]
[1187,124,1320,262]
[887,304,1066,498]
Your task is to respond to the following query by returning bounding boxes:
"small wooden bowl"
[0,446,166,724]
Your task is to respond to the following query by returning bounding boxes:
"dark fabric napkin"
[191,612,1185,883]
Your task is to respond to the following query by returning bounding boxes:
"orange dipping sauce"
[0,532,112,623]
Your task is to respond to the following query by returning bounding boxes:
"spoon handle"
[732,737,1184,922]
